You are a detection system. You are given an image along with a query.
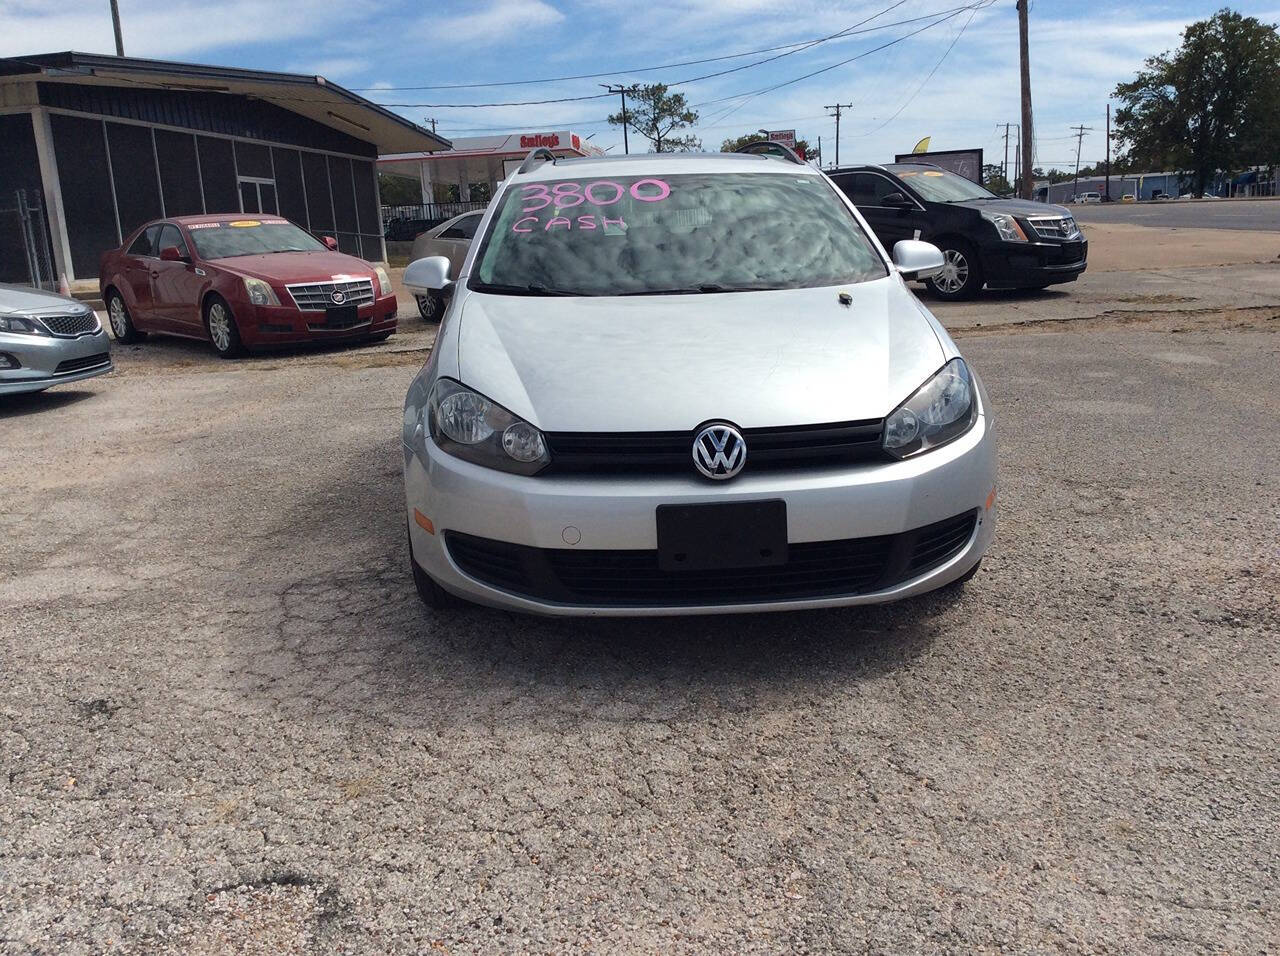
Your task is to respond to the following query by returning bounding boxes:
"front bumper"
[982,237,1088,289]
[237,292,399,346]
[0,328,113,395]
[404,410,997,616]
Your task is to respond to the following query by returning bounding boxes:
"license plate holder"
[656,500,787,572]
[323,304,359,328]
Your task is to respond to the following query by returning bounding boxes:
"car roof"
[509,151,825,182]
[169,214,291,226]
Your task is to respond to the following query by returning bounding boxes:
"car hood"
[0,283,90,316]
[454,278,946,431]
[210,251,378,283]
[951,197,1074,219]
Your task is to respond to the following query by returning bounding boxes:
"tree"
[981,163,1012,194]
[720,131,811,159]
[378,173,421,206]
[608,84,700,153]
[1113,9,1280,195]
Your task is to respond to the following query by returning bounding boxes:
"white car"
[401,149,997,616]
[1075,192,1101,204]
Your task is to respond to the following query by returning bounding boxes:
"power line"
[351,1,918,92]
[372,0,989,109]
[846,5,981,140]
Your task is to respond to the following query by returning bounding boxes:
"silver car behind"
[0,284,113,396]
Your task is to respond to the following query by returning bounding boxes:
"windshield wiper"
[620,283,766,296]
[471,282,584,296]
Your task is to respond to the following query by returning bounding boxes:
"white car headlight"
[242,277,280,307]
[883,358,978,459]
[427,378,550,475]
[982,211,1028,242]
[373,266,392,297]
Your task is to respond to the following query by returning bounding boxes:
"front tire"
[204,295,245,359]
[416,293,443,322]
[105,290,146,343]
[409,530,464,610]
[926,240,984,301]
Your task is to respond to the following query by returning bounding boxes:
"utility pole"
[1014,123,1020,187]
[825,103,851,167]
[1017,0,1033,199]
[423,117,437,135]
[1104,104,1111,200]
[817,136,823,169]
[109,0,124,56]
[1002,123,1012,187]
[1070,124,1092,201]
[602,84,638,155]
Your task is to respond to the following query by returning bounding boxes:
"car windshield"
[891,167,997,203]
[187,220,325,259]
[471,172,886,296]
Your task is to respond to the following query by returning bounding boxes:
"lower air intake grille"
[54,353,111,375]
[446,509,979,607]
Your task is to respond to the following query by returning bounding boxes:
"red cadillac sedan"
[99,215,398,357]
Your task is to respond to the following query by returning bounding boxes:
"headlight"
[982,211,1028,242]
[373,266,392,297]
[242,277,280,307]
[0,315,46,335]
[427,378,550,475]
[883,358,978,459]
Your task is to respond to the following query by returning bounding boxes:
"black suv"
[830,163,1087,300]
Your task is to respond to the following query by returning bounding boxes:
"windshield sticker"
[187,222,221,229]
[229,220,262,227]
[922,171,944,177]
[520,179,671,213]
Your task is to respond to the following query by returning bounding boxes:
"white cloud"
[430,0,564,46]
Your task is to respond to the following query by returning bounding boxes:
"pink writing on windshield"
[520,179,670,213]
[511,214,627,234]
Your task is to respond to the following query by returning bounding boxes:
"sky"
[3,0,1276,172]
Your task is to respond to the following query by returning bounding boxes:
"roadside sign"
[767,130,796,150]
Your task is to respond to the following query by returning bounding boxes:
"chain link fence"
[0,189,56,290]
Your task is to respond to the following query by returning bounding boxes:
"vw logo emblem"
[330,290,346,304]
[692,423,747,480]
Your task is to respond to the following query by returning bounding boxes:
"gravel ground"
[1,308,1277,953]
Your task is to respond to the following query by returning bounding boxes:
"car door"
[833,172,927,252]
[122,225,161,323]
[150,223,206,332]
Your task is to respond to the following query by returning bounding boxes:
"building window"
[237,178,278,215]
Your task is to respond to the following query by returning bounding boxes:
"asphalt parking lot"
[3,267,1278,951]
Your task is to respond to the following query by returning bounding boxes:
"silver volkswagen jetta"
[402,150,997,616]
[0,284,113,396]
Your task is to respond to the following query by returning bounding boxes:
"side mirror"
[159,246,187,263]
[403,255,452,294]
[891,240,945,280]
[321,236,339,251]
[881,192,910,208]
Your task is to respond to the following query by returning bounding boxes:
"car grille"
[445,509,979,607]
[54,353,111,375]
[285,278,375,312]
[1027,216,1082,241]
[542,420,886,475]
[39,312,100,337]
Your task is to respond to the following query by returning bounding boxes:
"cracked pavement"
[1,302,1277,952]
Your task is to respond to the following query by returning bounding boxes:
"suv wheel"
[926,241,983,301]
